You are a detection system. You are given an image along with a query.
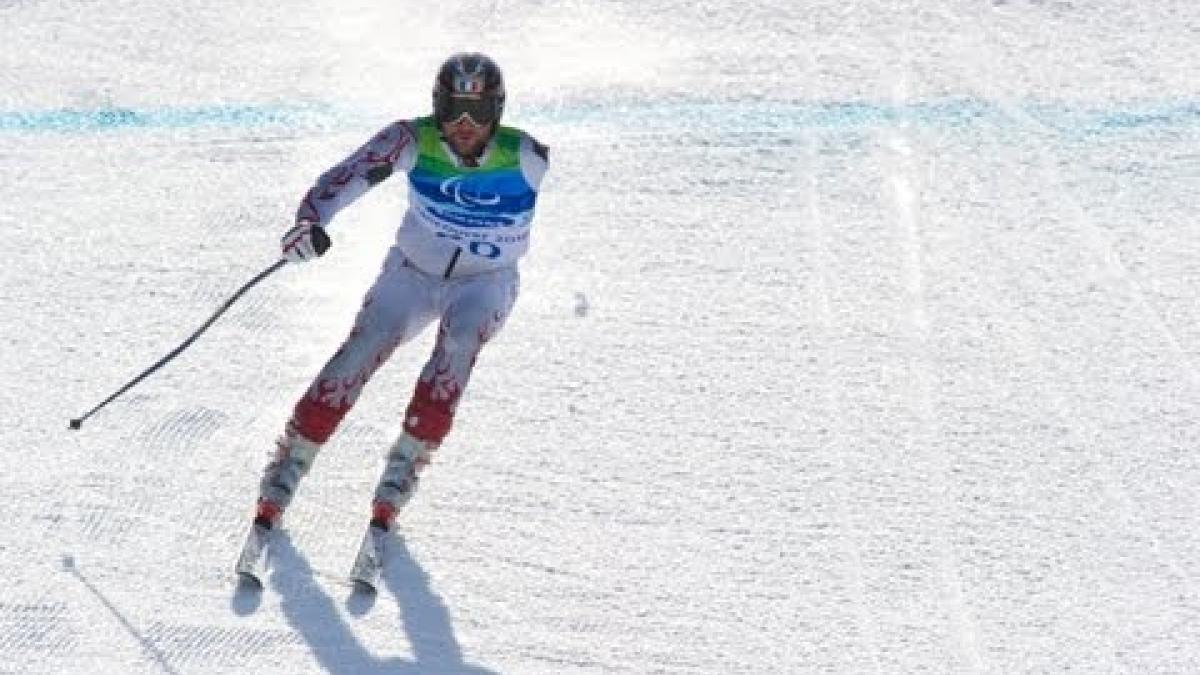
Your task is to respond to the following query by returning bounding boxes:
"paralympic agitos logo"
[439,176,501,207]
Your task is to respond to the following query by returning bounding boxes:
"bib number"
[437,232,502,259]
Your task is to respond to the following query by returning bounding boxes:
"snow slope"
[2,0,1199,673]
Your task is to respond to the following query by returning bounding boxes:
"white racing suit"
[259,115,548,514]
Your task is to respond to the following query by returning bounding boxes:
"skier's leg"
[371,268,519,526]
[257,252,437,524]
[368,432,434,528]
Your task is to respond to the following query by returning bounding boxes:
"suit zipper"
[443,247,462,279]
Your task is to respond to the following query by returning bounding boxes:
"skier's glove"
[281,221,331,263]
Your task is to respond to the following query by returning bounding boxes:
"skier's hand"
[281,221,331,263]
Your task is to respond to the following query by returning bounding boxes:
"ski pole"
[68,259,288,430]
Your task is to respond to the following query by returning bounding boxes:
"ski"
[348,523,389,592]
[234,522,273,587]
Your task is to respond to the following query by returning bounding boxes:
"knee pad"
[403,399,453,444]
[292,396,347,444]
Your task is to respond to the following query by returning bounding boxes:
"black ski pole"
[68,259,287,430]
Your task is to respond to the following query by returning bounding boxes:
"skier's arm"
[295,120,417,227]
[519,132,549,191]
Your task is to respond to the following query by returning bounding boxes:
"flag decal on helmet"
[455,78,483,95]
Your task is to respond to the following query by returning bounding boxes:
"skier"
[252,52,549,535]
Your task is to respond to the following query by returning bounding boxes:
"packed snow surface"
[2,0,1199,673]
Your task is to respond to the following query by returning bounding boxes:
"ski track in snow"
[2,0,1199,673]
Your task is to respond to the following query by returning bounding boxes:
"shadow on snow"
[236,531,498,675]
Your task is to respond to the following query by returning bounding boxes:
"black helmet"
[432,52,506,126]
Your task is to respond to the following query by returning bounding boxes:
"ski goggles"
[435,94,499,127]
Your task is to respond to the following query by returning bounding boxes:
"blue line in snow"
[0,100,1196,135]
[525,99,1200,135]
[0,103,344,132]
